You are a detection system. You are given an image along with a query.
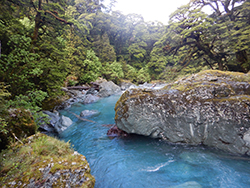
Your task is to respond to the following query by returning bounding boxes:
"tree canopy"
[0,0,249,102]
[161,0,250,72]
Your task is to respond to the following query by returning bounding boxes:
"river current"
[59,94,250,188]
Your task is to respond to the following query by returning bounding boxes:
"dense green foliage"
[160,0,250,73]
[0,0,249,148]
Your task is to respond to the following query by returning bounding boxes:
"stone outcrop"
[115,70,250,156]
[0,133,95,188]
[55,88,87,110]
[58,80,121,108]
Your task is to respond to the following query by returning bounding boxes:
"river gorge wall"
[115,70,250,156]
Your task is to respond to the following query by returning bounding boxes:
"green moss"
[115,89,159,121]
[191,70,250,82]
[0,133,95,187]
[162,70,249,95]
[208,95,250,103]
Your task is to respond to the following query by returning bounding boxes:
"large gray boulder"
[115,70,250,156]
[83,94,100,104]
[98,81,121,97]
[120,81,136,91]
[41,111,73,134]
[54,115,73,133]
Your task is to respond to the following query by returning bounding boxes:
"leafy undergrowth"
[0,133,95,188]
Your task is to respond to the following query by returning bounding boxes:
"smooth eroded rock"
[83,94,100,104]
[42,111,73,134]
[115,70,250,156]
[98,81,121,98]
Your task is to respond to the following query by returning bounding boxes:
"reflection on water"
[59,95,250,188]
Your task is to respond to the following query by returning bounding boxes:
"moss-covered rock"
[115,70,250,156]
[0,133,95,188]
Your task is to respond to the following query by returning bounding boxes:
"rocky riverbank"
[39,79,123,134]
[40,79,166,134]
[115,70,250,156]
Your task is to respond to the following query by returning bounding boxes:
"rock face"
[115,70,250,156]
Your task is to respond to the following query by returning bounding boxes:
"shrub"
[103,61,124,84]
[0,108,36,151]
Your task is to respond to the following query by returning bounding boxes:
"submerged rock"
[115,70,250,156]
[80,110,100,117]
[169,181,202,188]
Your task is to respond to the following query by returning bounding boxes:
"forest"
[0,0,250,148]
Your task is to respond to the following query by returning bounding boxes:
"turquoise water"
[59,95,250,188]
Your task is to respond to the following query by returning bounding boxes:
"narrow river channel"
[59,94,250,188]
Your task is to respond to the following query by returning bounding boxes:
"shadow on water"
[59,95,250,188]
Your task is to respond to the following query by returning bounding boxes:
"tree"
[92,33,116,63]
[162,0,250,72]
[79,50,102,83]
[102,61,124,84]
[137,67,151,84]
[0,35,41,96]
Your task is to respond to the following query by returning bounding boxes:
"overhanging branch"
[45,10,73,25]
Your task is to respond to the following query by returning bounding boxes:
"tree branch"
[30,0,38,12]
[12,133,24,145]
[45,10,73,25]
[163,41,196,55]
[203,57,214,69]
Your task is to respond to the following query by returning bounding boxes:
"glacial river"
[59,94,250,188]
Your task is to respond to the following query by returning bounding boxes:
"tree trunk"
[218,61,224,71]
[236,50,249,73]
[32,0,42,45]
